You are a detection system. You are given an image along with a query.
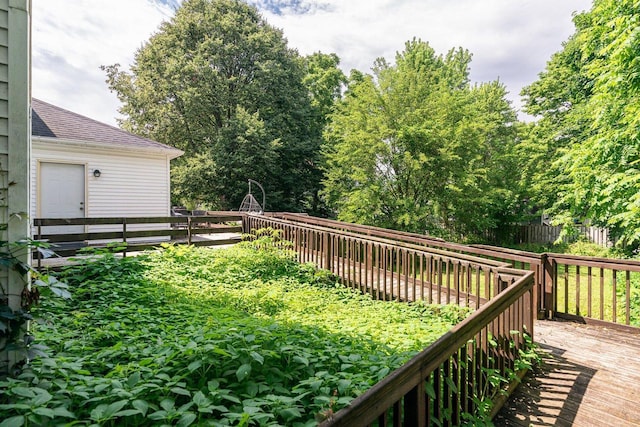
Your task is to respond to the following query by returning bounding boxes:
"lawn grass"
[0,239,469,426]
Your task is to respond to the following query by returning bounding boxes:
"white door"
[39,162,85,234]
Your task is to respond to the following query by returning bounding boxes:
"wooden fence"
[275,213,640,330]
[32,213,243,267]
[516,224,614,247]
[245,214,534,426]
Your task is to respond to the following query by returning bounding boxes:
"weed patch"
[0,243,469,426]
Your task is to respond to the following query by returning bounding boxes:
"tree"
[322,40,519,240]
[103,0,333,212]
[522,0,640,247]
[299,52,347,214]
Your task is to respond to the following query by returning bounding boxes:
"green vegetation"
[321,39,520,240]
[0,239,71,378]
[102,0,640,247]
[0,239,469,426]
[104,0,345,213]
[510,240,621,259]
[520,0,640,248]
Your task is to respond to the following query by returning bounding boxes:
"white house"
[31,98,183,234]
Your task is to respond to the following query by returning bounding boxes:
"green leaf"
[127,371,141,387]
[337,379,351,394]
[49,286,72,299]
[33,407,55,418]
[132,399,149,416]
[148,410,168,421]
[31,389,52,406]
[236,363,252,382]
[90,404,107,421]
[187,360,202,372]
[52,406,76,418]
[114,409,143,417]
[279,407,302,421]
[445,377,458,393]
[10,387,35,398]
[176,412,197,427]
[293,355,309,366]
[249,351,264,365]
[220,393,242,404]
[171,386,191,397]
[192,391,212,408]
[95,400,128,420]
[0,415,24,427]
[94,383,109,394]
[377,366,390,380]
[160,398,175,412]
[425,382,436,400]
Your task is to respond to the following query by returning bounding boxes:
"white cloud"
[32,0,591,125]
[261,0,592,114]
[32,0,175,125]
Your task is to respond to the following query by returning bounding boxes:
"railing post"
[187,216,192,245]
[323,232,332,271]
[122,218,127,257]
[242,214,250,235]
[543,254,556,319]
[36,222,42,270]
[535,256,544,320]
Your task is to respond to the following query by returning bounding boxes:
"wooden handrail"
[545,252,640,271]
[32,214,245,267]
[33,215,244,226]
[322,272,534,426]
[273,214,640,328]
[245,214,535,425]
[257,215,509,269]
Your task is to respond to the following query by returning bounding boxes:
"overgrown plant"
[0,239,69,378]
[0,240,469,425]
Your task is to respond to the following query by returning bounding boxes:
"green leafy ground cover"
[0,239,469,426]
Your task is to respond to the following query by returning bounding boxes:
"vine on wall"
[0,237,69,377]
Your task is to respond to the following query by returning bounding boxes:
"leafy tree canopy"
[322,39,519,240]
[522,0,640,246]
[104,0,344,212]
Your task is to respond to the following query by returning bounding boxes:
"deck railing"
[248,215,511,307]
[544,253,640,329]
[244,214,535,425]
[272,213,546,315]
[273,213,640,329]
[32,212,243,266]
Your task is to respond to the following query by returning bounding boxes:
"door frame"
[36,160,88,230]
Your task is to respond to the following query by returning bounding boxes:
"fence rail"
[245,214,534,425]
[274,213,640,329]
[32,213,243,266]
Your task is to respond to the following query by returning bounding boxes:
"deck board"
[495,319,640,426]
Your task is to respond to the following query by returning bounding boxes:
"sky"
[32,0,593,126]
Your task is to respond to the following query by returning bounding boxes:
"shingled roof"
[32,98,183,157]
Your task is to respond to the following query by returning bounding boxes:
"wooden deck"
[495,319,640,426]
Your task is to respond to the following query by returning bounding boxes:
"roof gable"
[31,98,182,156]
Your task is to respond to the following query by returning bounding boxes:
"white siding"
[31,139,173,238]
